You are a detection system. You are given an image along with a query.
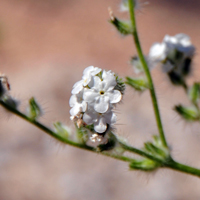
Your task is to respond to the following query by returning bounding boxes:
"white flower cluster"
[149,33,195,74]
[69,66,123,134]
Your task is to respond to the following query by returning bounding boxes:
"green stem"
[128,0,168,148]
[1,100,200,177]
[120,141,200,177]
[119,141,163,163]
[0,100,133,163]
[165,159,200,177]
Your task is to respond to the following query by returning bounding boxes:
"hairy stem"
[1,100,200,177]
[128,0,168,148]
[120,141,200,177]
[0,100,133,163]
[165,159,200,177]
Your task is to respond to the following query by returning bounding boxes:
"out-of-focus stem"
[128,0,168,148]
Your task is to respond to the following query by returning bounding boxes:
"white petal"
[83,112,96,125]
[82,75,91,86]
[94,117,107,133]
[102,70,117,90]
[71,80,83,94]
[82,101,87,112]
[110,112,117,124]
[69,94,77,107]
[149,43,167,61]
[94,96,109,113]
[164,35,177,45]
[83,66,94,75]
[104,111,117,125]
[175,34,191,46]
[90,67,101,76]
[83,89,98,102]
[108,90,122,103]
[70,104,81,116]
[93,76,102,88]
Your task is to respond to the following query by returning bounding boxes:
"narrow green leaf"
[54,122,71,139]
[109,17,133,36]
[125,76,149,91]
[175,105,200,121]
[129,159,160,171]
[27,97,42,120]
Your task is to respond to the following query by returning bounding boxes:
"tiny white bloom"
[83,71,122,113]
[83,108,117,133]
[71,66,102,94]
[69,89,87,117]
[149,43,167,62]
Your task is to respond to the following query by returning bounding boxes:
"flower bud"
[97,132,117,151]
[126,76,149,91]
[129,159,159,171]
[109,8,133,36]
[3,95,19,109]
[175,105,200,121]
[27,97,42,120]
[143,135,169,160]
[54,122,71,139]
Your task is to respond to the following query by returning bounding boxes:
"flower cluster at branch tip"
[69,66,125,135]
[148,33,195,85]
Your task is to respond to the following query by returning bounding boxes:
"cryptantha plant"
[0,0,200,178]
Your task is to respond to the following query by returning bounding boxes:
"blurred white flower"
[149,33,195,72]
[149,34,195,64]
[149,43,167,63]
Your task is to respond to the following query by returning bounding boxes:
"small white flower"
[69,89,87,117]
[71,66,101,94]
[149,43,167,63]
[83,71,122,113]
[83,108,116,133]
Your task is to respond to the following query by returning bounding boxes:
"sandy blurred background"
[0,0,200,199]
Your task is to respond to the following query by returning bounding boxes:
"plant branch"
[128,0,168,148]
[120,140,200,177]
[1,99,200,177]
[0,100,133,163]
